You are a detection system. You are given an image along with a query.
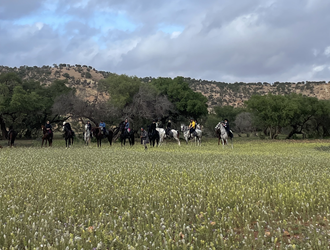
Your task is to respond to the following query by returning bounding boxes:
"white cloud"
[1,0,330,82]
[324,46,330,57]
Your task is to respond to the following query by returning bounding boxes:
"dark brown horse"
[41,125,53,147]
[8,127,17,148]
[62,123,74,148]
[92,126,114,147]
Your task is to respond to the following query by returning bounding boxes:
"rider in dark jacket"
[222,119,233,138]
[45,121,52,134]
[86,121,92,131]
[63,122,72,131]
[149,120,157,136]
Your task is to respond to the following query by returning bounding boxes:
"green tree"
[152,77,208,121]
[0,73,72,138]
[98,74,142,109]
[246,94,291,138]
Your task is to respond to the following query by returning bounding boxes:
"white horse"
[215,122,233,149]
[181,124,202,146]
[156,128,181,146]
[84,124,91,146]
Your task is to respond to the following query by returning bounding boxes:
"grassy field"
[0,139,330,249]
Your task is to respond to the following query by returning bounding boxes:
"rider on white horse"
[188,118,196,139]
[222,119,233,138]
[86,121,92,131]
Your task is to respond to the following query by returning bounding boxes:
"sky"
[1,0,330,82]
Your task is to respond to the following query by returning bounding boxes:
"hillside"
[1,65,330,108]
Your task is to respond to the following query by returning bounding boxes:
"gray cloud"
[1,0,330,82]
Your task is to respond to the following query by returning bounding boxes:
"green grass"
[1,139,330,249]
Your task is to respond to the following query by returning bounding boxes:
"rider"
[166,120,172,136]
[86,121,92,131]
[140,127,148,150]
[188,118,196,138]
[124,118,130,134]
[99,120,106,134]
[150,119,157,136]
[45,121,52,134]
[63,121,72,131]
[86,121,92,137]
[222,119,233,138]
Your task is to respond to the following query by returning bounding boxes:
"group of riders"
[41,117,233,144]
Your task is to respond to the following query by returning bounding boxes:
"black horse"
[63,123,74,148]
[7,126,17,148]
[119,121,134,146]
[92,126,114,147]
[148,126,159,147]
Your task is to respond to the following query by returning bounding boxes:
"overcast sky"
[1,0,330,82]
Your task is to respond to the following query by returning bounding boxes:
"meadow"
[0,139,330,249]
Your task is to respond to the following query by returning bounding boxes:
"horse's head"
[215,122,221,130]
[180,125,185,132]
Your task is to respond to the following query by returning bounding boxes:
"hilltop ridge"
[1,64,329,108]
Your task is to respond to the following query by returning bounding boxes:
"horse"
[91,126,114,147]
[7,128,17,148]
[156,128,181,146]
[84,124,91,146]
[119,121,134,146]
[41,125,53,147]
[215,122,233,149]
[181,124,202,146]
[215,126,222,145]
[91,127,102,147]
[148,127,160,147]
[62,124,74,148]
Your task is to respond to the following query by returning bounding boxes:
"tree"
[246,93,330,139]
[285,94,328,139]
[98,74,142,109]
[123,83,173,129]
[0,73,72,138]
[246,94,291,138]
[213,105,245,127]
[152,77,208,121]
[234,112,254,134]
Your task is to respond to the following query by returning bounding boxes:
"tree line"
[0,73,208,139]
[206,93,330,139]
[1,71,330,140]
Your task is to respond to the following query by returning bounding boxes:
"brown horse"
[41,125,53,147]
[8,127,17,148]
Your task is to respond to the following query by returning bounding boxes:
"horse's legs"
[174,135,180,146]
